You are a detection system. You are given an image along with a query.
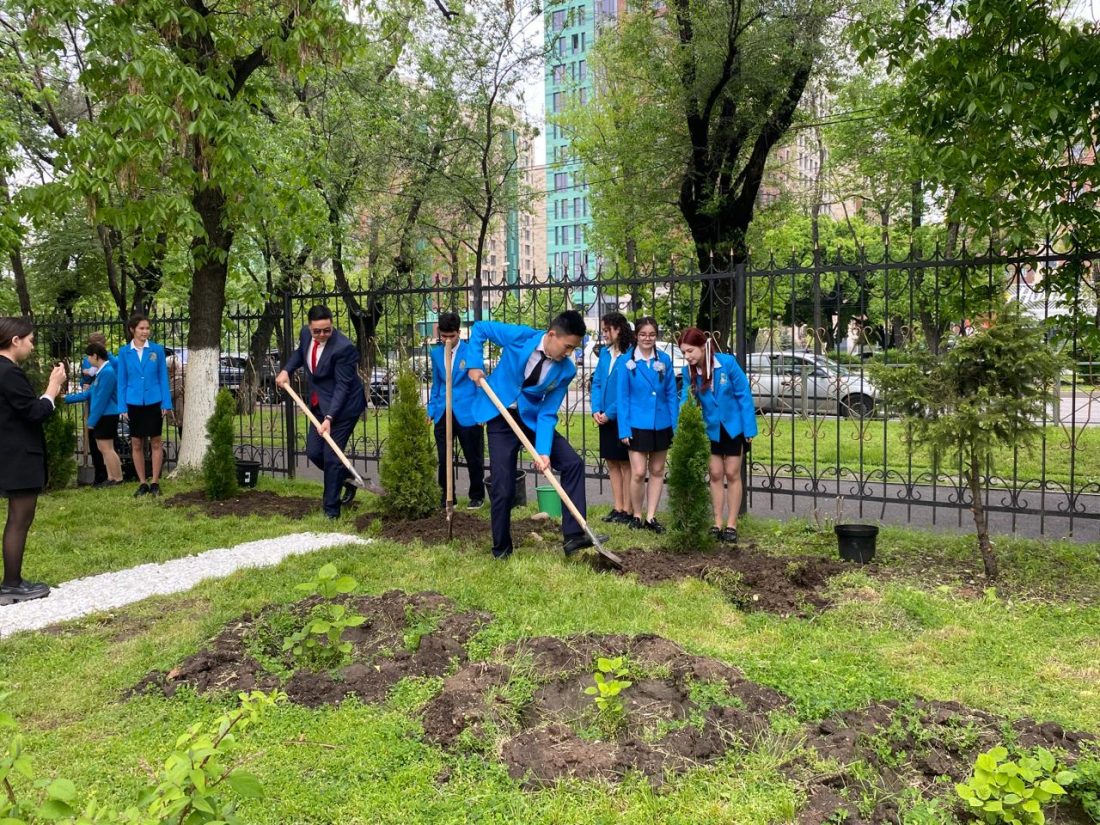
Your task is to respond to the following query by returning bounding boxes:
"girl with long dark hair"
[590,312,634,523]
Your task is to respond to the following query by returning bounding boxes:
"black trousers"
[305,408,358,517]
[434,416,485,505]
[88,429,107,484]
[486,410,585,557]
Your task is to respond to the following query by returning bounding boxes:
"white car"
[746,351,877,417]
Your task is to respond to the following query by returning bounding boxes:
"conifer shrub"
[379,369,439,518]
[666,396,714,552]
[43,413,77,492]
[203,388,239,500]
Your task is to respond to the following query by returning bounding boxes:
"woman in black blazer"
[0,317,67,604]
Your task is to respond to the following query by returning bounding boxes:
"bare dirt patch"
[163,489,329,520]
[360,510,560,548]
[130,590,490,708]
[422,632,789,787]
[591,544,852,616]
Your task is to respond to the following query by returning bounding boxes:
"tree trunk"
[967,448,998,580]
[0,173,33,317]
[176,183,234,471]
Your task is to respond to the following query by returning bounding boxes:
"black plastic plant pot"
[235,459,261,488]
[834,523,878,564]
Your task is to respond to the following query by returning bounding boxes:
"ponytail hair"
[678,327,719,392]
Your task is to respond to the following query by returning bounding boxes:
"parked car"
[746,351,877,417]
[580,340,687,392]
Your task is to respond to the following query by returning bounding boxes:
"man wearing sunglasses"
[276,305,366,519]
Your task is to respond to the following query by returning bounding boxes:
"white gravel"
[0,532,369,639]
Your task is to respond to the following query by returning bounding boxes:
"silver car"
[747,351,877,417]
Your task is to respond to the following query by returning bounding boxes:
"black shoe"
[710,526,723,540]
[0,580,51,604]
[492,547,513,560]
[602,509,623,523]
[149,482,161,497]
[134,483,150,498]
[645,518,665,535]
[720,527,739,544]
[339,482,357,506]
[467,499,484,510]
[562,533,611,557]
[627,516,645,530]
[324,511,340,521]
[102,480,122,488]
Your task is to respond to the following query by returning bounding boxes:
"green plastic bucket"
[535,485,562,518]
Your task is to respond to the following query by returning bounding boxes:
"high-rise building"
[545,1,626,282]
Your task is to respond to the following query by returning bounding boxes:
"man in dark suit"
[275,305,367,519]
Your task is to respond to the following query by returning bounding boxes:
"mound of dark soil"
[164,489,328,520]
[360,510,559,547]
[131,590,490,708]
[794,698,1096,824]
[592,545,851,616]
[422,632,789,787]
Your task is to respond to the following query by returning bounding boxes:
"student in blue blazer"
[677,327,758,545]
[64,342,123,485]
[116,313,172,497]
[616,317,679,533]
[78,331,114,485]
[276,305,367,520]
[590,312,634,524]
[426,312,485,509]
[464,310,607,560]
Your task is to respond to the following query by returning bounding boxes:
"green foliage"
[869,306,1065,576]
[955,746,1075,824]
[402,604,441,653]
[42,413,76,492]
[584,656,632,725]
[666,397,714,552]
[202,389,239,501]
[0,686,282,823]
[1069,753,1100,821]
[378,369,438,519]
[281,564,365,668]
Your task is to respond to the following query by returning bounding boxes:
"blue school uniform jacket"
[590,346,626,421]
[463,321,575,457]
[426,339,479,427]
[616,347,679,440]
[679,352,758,441]
[116,341,172,409]
[64,360,122,427]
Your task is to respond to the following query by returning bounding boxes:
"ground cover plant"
[1,487,1098,823]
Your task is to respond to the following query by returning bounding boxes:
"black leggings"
[2,494,38,587]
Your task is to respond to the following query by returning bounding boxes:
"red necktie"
[310,341,319,407]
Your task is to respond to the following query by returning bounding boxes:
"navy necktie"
[523,352,548,388]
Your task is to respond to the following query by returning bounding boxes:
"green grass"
[1,484,1098,823]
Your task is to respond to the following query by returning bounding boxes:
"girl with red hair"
[677,328,757,544]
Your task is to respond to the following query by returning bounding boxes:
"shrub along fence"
[34,244,1100,538]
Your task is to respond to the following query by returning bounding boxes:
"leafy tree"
[870,306,1065,579]
[855,0,1100,353]
[379,369,438,518]
[568,0,840,342]
[203,389,239,501]
[666,397,714,552]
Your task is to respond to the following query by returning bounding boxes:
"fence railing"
[38,245,1100,538]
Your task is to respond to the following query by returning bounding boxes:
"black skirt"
[598,421,629,462]
[710,427,747,456]
[127,403,164,438]
[627,426,673,453]
[91,414,120,441]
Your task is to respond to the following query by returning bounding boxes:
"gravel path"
[0,532,369,639]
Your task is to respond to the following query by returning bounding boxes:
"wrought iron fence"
[34,244,1100,538]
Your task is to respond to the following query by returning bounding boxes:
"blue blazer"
[116,341,172,409]
[283,328,367,421]
[80,352,115,388]
[616,346,679,440]
[679,353,758,441]
[590,346,626,421]
[426,340,479,426]
[464,321,575,457]
[65,360,122,427]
